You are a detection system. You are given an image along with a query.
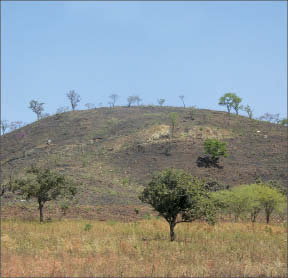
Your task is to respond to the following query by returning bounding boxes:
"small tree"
[158,99,165,106]
[255,183,285,224]
[12,166,77,222]
[241,105,253,119]
[127,95,141,107]
[139,169,216,241]
[67,90,81,111]
[29,100,45,120]
[169,112,178,138]
[218,93,242,115]
[1,120,9,135]
[127,96,136,107]
[109,94,119,108]
[204,139,228,165]
[179,95,185,108]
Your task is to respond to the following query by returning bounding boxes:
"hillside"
[1,106,287,210]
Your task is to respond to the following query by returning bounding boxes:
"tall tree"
[29,100,45,120]
[67,90,81,111]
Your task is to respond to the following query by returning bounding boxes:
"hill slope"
[1,106,287,207]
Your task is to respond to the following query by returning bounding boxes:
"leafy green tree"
[12,166,77,222]
[255,178,287,195]
[29,100,45,120]
[204,139,228,165]
[212,189,247,221]
[255,184,285,224]
[218,93,242,115]
[169,112,178,138]
[139,169,216,241]
[212,183,286,223]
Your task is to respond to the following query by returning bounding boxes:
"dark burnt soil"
[1,106,287,213]
[111,133,287,187]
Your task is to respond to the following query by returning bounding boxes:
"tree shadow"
[196,156,223,169]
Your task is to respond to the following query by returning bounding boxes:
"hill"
[1,106,287,213]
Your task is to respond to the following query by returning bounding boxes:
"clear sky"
[1,1,287,124]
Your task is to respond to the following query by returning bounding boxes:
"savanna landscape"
[1,2,287,277]
[1,104,287,277]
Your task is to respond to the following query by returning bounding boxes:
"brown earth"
[1,106,287,218]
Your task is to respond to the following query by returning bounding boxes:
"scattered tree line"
[140,169,286,241]
[2,90,286,135]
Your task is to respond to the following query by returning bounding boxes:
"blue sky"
[1,1,287,124]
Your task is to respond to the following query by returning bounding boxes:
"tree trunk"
[169,222,176,241]
[39,202,44,223]
[251,213,256,223]
[266,212,270,224]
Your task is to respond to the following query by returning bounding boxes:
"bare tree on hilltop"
[179,95,185,108]
[127,95,141,107]
[109,94,119,108]
[67,90,81,111]
[29,100,45,120]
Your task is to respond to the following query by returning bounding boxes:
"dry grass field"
[2,218,286,277]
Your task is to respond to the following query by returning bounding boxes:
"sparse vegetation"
[2,219,286,276]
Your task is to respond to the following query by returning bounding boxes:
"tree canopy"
[219,93,242,114]
[12,166,77,222]
[139,169,216,241]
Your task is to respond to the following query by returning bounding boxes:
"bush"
[204,139,228,164]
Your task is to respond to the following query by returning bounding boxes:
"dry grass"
[2,218,286,277]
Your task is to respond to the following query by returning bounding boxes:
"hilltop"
[1,106,287,211]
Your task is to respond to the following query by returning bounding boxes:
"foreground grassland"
[2,219,286,277]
